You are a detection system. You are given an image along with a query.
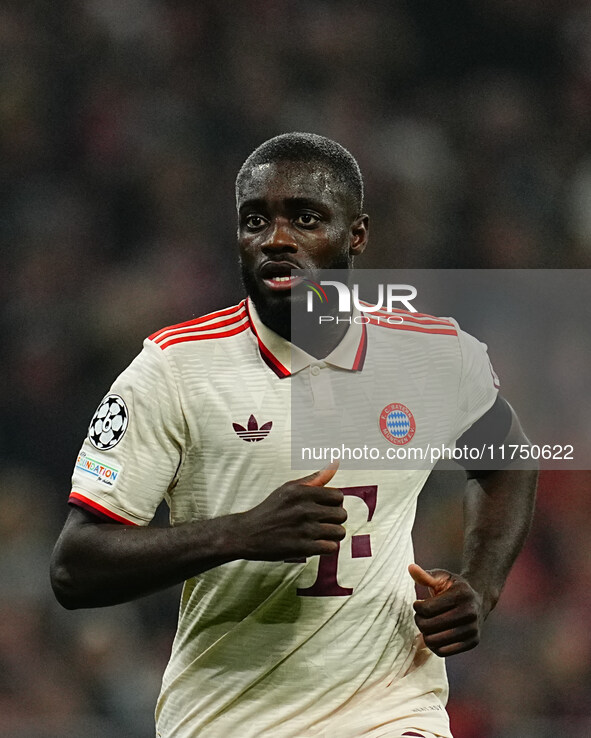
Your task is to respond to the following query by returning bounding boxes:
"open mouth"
[263,275,303,290]
[259,262,303,291]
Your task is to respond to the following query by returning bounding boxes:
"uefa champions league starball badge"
[88,394,129,450]
[379,403,416,445]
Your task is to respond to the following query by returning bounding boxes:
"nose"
[261,218,298,255]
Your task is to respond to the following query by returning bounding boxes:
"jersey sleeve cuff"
[69,490,142,525]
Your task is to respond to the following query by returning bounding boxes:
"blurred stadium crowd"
[1,1,590,736]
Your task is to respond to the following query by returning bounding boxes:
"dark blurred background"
[1,1,590,736]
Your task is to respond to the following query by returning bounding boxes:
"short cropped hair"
[236,132,364,216]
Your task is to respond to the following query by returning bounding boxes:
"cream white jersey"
[69,298,499,738]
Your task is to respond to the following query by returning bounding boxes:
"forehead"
[237,160,347,210]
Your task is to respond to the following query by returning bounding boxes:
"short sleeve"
[69,339,186,525]
[453,323,500,440]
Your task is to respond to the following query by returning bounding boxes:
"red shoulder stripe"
[358,301,454,327]
[387,313,454,327]
[153,311,247,345]
[367,317,457,336]
[159,321,250,349]
[149,302,246,342]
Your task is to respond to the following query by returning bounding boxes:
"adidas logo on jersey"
[233,415,273,442]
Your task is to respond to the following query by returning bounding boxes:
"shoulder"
[147,301,250,351]
[360,302,458,337]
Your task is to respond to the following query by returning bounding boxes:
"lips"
[263,275,303,290]
[259,261,303,291]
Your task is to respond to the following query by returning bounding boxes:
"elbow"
[49,548,87,610]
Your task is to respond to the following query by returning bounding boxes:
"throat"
[255,300,291,342]
[254,299,350,359]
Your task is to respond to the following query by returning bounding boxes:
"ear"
[349,214,369,257]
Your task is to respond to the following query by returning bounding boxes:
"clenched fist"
[409,563,484,657]
[236,465,347,561]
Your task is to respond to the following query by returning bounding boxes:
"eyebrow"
[238,196,330,214]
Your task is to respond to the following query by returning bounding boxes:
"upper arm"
[457,395,532,477]
[63,504,120,533]
[451,323,528,476]
[50,503,119,607]
[52,505,121,564]
[499,400,530,446]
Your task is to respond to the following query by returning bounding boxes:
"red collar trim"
[352,321,368,371]
[246,300,291,378]
[246,298,368,377]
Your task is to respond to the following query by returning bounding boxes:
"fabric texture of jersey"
[69,299,499,738]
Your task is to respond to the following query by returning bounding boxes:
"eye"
[244,214,268,230]
[295,212,320,228]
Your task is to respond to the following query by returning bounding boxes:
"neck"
[251,296,351,358]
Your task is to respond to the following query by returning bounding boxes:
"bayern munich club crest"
[379,403,416,445]
[88,394,129,450]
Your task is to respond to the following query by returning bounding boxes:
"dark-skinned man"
[51,133,537,738]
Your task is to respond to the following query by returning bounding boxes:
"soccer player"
[50,133,537,738]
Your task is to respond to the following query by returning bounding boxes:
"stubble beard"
[240,263,293,339]
[240,252,352,340]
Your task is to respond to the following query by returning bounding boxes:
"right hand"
[236,465,347,561]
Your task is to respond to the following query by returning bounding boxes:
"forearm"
[461,467,537,616]
[51,468,347,609]
[50,509,245,609]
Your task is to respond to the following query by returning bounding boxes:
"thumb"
[301,462,340,487]
[408,563,443,594]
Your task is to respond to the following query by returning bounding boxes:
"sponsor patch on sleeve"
[75,451,120,486]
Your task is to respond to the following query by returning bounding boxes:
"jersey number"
[286,485,377,597]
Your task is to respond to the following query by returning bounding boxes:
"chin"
[241,271,291,334]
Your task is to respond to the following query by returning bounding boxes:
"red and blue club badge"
[379,403,416,445]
